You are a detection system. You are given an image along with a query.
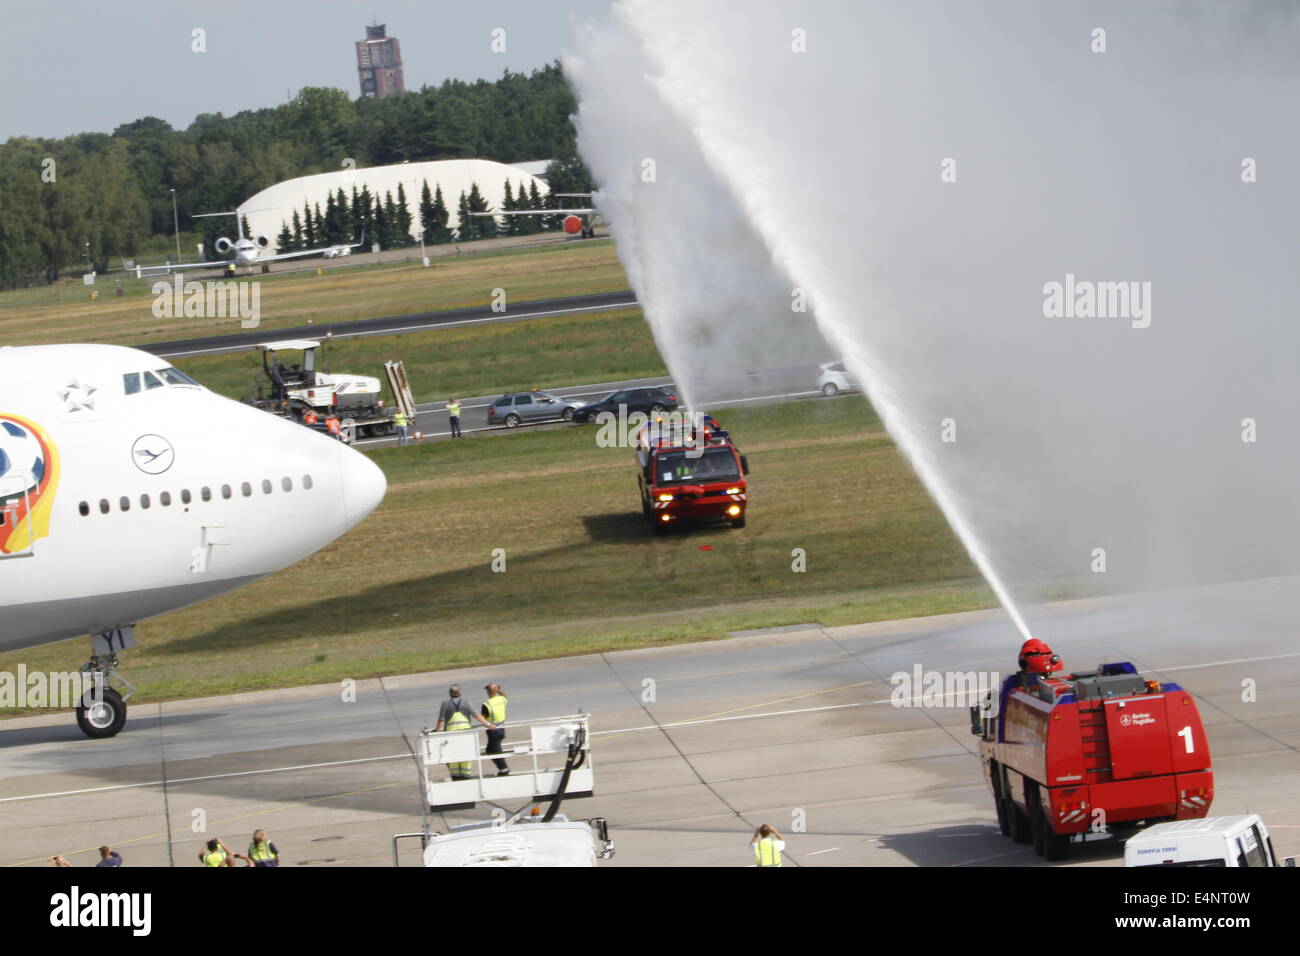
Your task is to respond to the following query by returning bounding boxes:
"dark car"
[570,386,679,423]
[486,391,582,428]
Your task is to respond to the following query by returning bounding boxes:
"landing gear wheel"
[822,382,839,397]
[77,687,127,739]
[505,414,521,428]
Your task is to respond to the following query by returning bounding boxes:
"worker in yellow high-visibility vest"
[435,684,493,780]
[394,409,410,446]
[199,838,233,867]
[446,398,462,439]
[481,683,510,776]
[247,829,280,867]
[751,824,785,867]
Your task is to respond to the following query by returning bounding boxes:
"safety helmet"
[1018,638,1062,674]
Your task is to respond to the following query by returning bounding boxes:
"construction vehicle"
[636,414,749,535]
[1125,814,1294,867]
[972,638,1214,861]
[392,713,615,867]
[243,339,415,443]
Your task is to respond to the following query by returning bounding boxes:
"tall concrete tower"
[357,23,405,99]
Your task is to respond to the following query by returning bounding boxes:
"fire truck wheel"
[653,519,669,536]
[1031,802,1048,857]
[1007,798,1031,844]
[1029,797,1068,860]
[995,792,1011,837]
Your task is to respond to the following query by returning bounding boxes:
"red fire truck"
[636,416,749,535]
[971,640,1213,861]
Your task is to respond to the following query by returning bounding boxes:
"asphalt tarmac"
[3,577,1296,868]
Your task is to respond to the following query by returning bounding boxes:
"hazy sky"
[0,0,614,141]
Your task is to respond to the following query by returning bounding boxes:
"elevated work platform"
[419,713,593,810]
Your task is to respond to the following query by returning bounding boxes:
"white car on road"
[816,361,859,397]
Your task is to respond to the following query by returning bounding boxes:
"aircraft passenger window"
[221,484,232,499]
[201,487,212,502]
[143,371,164,390]
[303,474,313,490]
[241,482,252,497]
[140,494,150,509]
[157,367,199,386]
[181,489,192,504]
[119,496,130,512]
[282,476,293,492]
[99,499,110,514]
[123,373,141,395]
[262,479,272,494]
[79,501,89,516]
[160,491,172,507]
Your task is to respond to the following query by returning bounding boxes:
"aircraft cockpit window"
[143,371,165,390]
[156,367,199,387]
[123,373,141,395]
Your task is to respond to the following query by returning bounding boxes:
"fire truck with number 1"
[971,639,1213,860]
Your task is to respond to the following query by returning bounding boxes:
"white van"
[1124,814,1294,867]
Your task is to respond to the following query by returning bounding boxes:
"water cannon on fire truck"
[972,638,1213,861]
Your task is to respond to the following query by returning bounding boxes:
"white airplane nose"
[339,444,387,530]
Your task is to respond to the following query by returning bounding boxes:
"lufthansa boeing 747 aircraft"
[0,343,387,737]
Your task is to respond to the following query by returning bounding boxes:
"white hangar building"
[238,158,552,252]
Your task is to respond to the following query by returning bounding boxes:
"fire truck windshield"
[656,447,740,485]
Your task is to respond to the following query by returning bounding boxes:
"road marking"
[804,846,841,856]
[0,752,413,803]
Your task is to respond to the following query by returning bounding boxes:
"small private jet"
[0,343,387,737]
[137,211,364,276]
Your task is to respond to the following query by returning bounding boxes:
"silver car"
[486,391,583,427]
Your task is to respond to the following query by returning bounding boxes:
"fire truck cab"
[972,643,1213,861]
[636,416,749,535]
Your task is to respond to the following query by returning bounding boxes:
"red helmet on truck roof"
[1018,638,1062,674]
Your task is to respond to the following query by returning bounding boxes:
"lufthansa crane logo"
[131,434,174,475]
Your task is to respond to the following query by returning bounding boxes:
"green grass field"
[0,397,993,707]
[0,238,628,348]
[0,235,999,716]
[174,308,665,403]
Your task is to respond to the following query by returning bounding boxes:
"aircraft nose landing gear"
[75,628,138,739]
